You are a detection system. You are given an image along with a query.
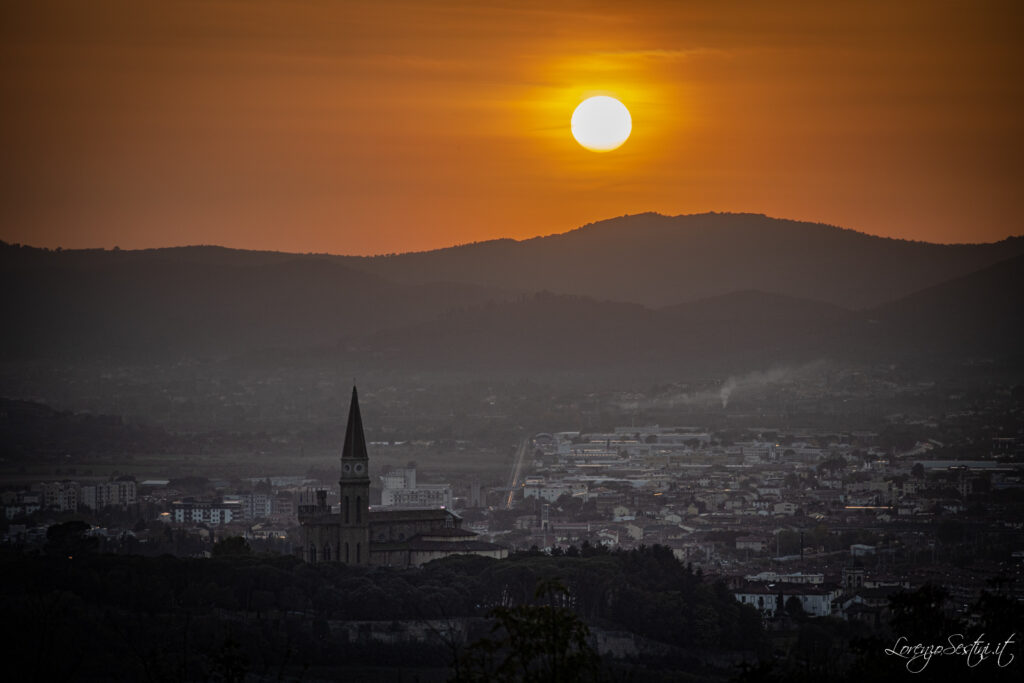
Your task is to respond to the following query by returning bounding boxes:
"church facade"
[298,387,506,567]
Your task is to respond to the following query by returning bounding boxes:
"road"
[504,437,530,509]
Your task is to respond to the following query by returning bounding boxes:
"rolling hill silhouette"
[336,212,1024,309]
[2,214,1020,372]
[335,289,859,375]
[866,252,1024,358]
[0,245,511,360]
[335,254,1022,375]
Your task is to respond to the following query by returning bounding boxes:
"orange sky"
[1,0,1022,254]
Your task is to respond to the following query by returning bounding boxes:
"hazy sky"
[2,0,1022,254]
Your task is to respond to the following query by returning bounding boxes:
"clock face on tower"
[343,463,351,473]
[354,463,365,474]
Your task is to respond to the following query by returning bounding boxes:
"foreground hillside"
[4,542,1019,682]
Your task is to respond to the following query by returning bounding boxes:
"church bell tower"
[338,385,371,564]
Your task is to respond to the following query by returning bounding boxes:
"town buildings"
[298,387,507,567]
[379,466,452,509]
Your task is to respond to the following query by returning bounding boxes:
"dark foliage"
[735,583,1024,683]
[452,580,601,683]
[4,545,1018,682]
[0,545,760,681]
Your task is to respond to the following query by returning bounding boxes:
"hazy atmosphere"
[2,2,1022,682]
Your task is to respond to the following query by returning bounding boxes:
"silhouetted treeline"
[0,397,308,467]
[0,398,187,463]
[3,541,1021,681]
[1,543,759,681]
[736,583,1023,683]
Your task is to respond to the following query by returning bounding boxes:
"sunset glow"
[0,0,1021,254]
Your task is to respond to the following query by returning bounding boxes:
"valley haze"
[2,211,1022,681]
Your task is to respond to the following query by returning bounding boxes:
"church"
[298,387,507,567]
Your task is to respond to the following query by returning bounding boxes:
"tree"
[452,580,601,683]
[784,595,806,621]
[817,456,846,475]
[44,520,98,558]
[794,622,833,671]
[212,536,252,558]
[208,636,249,683]
[889,584,957,642]
[936,520,964,545]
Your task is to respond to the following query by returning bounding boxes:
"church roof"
[342,386,368,461]
[418,526,478,540]
[373,538,505,553]
[406,539,505,552]
[368,507,460,522]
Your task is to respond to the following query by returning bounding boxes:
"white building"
[736,441,778,462]
[170,500,243,525]
[523,479,588,503]
[773,502,797,516]
[745,571,824,585]
[380,467,452,509]
[40,481,79,511]
[271,493,296,523]
[240,492,273,520]
[81,480,137,510]
[734,584,837,618]
[736,536,768,552]
[3,491,41,519]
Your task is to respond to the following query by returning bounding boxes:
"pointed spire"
[342,385,368,462]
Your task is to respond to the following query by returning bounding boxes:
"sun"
[571,96,632,152]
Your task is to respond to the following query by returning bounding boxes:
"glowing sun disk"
[571,96,632,152]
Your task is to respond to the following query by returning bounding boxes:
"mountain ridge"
[337,252,1023,375]
[13,211,1019,310]
[5,211,1021,261]
[332,213,1024,309]
[3,213,1021,368]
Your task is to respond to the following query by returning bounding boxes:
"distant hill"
[2,214,1021,371]
[341,289,856,375]
[346,292,663,373]
[0,398,184,461]
[336,213,1024,309]
[0,243,511,360]
[864,253,1024,358]
[663,289,851,323]
[336,256,1024,375]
